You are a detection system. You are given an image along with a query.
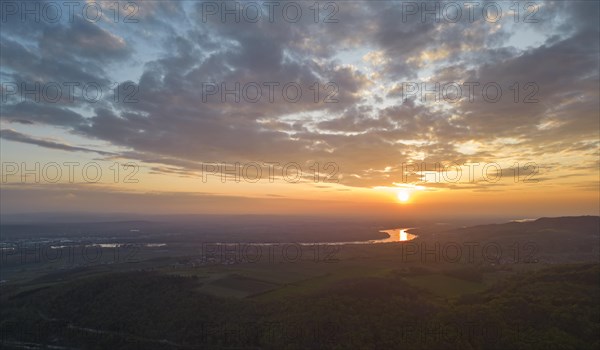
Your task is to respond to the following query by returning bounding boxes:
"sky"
[0,0,598,219]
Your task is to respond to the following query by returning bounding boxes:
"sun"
[397,190,410,203]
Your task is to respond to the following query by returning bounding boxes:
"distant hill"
[423,216,599,264]
[438,216,599,237]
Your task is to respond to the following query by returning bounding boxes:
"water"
[371,229,417,243]
[206,228,417,246]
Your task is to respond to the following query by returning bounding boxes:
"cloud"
[0,0,598,190]
[1,102,86,126]
[0,129,115,156]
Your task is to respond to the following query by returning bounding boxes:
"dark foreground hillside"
[1,263,598,349]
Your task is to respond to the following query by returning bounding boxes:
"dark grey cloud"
[0,129,115,156]
[39,15,131,62]
[1,102,86,126]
